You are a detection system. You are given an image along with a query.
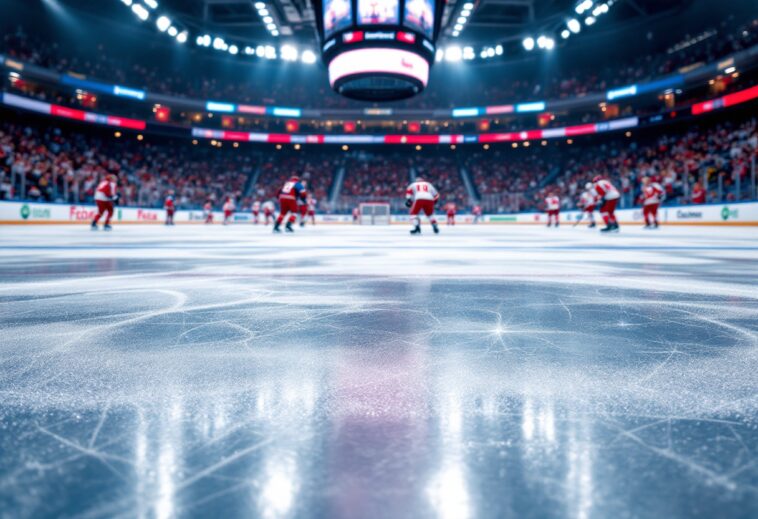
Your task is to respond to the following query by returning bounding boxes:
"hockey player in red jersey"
[578,183,596,228]
[203,200,214,224]
[472,205,483,224]
[297,181,309,227]
[544,191,561,228]
[91,174,118,231]
[405,176,440,235]
[639,177,665,229]
[262,200,275,225]
[252,200,261,224]
[307,195,317,226]
[222,197,236,225]
[274,176,307,233]
[445,202,457,226]
[164,191,176,226]
[593,176,621,233]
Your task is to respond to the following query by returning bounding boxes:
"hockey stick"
[573,211,585,227]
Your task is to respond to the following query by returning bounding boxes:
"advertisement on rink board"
[0,200,757,225]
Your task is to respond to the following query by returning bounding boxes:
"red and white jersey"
[593,179,620,201]
[473,205,482,215]
[223,200,236,212]
[94,180,117,202]
[641,182,665,205]
[164,196,175,210]
[262,201,275,213]
[406,180,439,203]
[203,202,213,213]
[545,196,560,211]
[445,203,457,214]
[252,201,261,213]
[579,191,596,209]
[307,197,316,211]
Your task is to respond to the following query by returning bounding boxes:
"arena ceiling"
[157,0,691,45]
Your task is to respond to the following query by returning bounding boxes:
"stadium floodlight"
[159,22,173,35]
[176,31,188,43]
[120,0,133,6]
[536,35,547,48]
[523,37,535,51]
[271,30,279,36]
[281,44,298,61]
[445,46,462,62]
[457,17,467,24]
[463,46,475,60]
[229,45,239,55]
[576,0,593,14]
[568,18,581,33]
[263,16,273,24]
[131,4,149,21]
[256,45,265,57]
[495,44,503,55]
[259,8,269,16]
[461,9,471,17]
[435,49,444,62]
[213,37,226,50]
[561,29,570,39]
[452,30,460,37]
[302,50,317,64]
[144,0,158,9]
[196,35,204,45]
[167,26,178,37]
[544,37,555,50]
[454,24,463,31]
[244,46,254,55]
[254,2,266,8]
[487,47,495,58]
[267,23,277,31]
[203,35,211,46]
[463,2,474,9]
[264,45,276,59]
[585,16,596,25]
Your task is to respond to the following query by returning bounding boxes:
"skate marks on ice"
[0,226,757,518]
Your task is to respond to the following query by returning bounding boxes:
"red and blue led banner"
[190,116,640,145]
[691,84,758,115]
[2,93,146,130]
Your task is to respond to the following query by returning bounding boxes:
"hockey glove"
[405,199,412,208]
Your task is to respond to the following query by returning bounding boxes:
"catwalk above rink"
[0,224,756,518]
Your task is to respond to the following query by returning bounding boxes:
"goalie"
[405,176,440,235]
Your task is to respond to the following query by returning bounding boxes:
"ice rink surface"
[0,223,757,519]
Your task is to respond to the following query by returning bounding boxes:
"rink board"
[0,200,757,226]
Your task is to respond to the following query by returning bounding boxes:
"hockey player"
[164,190,176,226]
[445,201,457,226]
[545,191,561,228]
[274,176,307,233]
[91,174,118,231]
[593,175,621,233]
[352,207,360,224]
[405,176,440,235]
[578,183,596,228]
[472,204,483,224]
[203,200,214,224]
[252,200,261,224]
[222,197,236,226]
[297,181,309,227]
[639,176,665,229]
[262,200,275,225]
[307,195,317,226]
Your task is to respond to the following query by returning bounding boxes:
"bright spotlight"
[267,23,277,30]
[256,45,265,57]
[487,47,495,57]
[495,44,503,55]
[301,49,317,64]
[585,16,596,25]
[271,29,279,36]
[167,26,178,37]
[263,16,273,24]
[144,0,158,9]
[131,4,149,21]
[176,31,188,43]
[156,15,171,32]
[544,37,555,50]
[445,46,462,62]
[463,2,474,9]
[522,37,535,51]
[259,8,269,16]
[213,37,226,50]
[463,46,475,60]
[457,17,466,24]
[254,1,266,8]
[264,45,276,59]
[568,18,581,33]
[281,44,298,61]
[561,29,570,39]
[454,24,463,31]
[229,44,239,55]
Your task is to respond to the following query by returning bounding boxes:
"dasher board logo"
[721,206,739,221]
[20,204,51,220]
[676,210,703,219]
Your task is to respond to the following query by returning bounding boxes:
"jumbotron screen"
[314,0,443,101]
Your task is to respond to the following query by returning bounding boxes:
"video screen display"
[404,0,435,38]
[323,0,353,37]
[358,0,399,25]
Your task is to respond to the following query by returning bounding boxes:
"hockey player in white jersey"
[405,176,440,235]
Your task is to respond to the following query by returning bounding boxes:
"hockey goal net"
[359,203,391,225]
